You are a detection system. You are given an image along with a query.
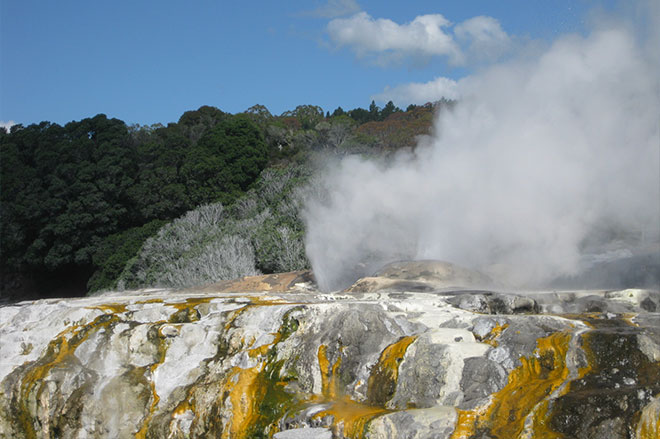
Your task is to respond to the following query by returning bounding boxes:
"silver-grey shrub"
[160,235,259,287]
[117,165,311,290]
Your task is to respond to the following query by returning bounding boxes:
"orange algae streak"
[451,406,487,439]
[222,366,265,439]
[222,315,296,438]
[367,336,417,404]
[223,297,298,331]
[135,298,164,305]
[173,398,194,417]
[636,395,660,439]
[318,397,390,438]
[248,342,272,358]
[170,397,197,434]
[488,332,573,438]
[135,323,172,439]
[249,295,290,306]
[318,344,343,399]
[222,297,284,333]
[315,344,398,438]
[88,303,128,314]
[451,331,576,439]
[373,336,417,380]
[19,314,118,439]
[482,323,509,347]
[622,312,640,327]
[135,368,162,439]
[169,297,213,311]
[248,332,282,358]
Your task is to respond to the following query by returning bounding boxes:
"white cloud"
[0,120,16,132]
[454,16,512,62]
[327,12,461,64]
[327,12,512,66]
[349,13,512,108]
[309,0,361,18]
[372,77,460,106]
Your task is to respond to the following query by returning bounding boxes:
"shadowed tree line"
[0,101,448,300]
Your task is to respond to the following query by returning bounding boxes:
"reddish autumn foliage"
[356,104,436,150]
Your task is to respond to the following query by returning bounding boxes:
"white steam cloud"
[305,12,660,291]
[454,16,512,63]
[372,76,459,107]
[0,120,16,132]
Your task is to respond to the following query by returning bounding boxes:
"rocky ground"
[0,261,658,439]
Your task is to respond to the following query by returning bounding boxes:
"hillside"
[0,101,446,302]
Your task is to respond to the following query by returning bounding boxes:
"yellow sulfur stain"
[248,333,282,358]
[224,305,249,331]
[172,397,194,417]
[452,405,489,439]
[314,339,419,438]
[135,298,164,305]
[169,397,197,436]
[19,314,119,439]
[134,370,160,439]
[250,295,290,305]
[482,323,509,347]
[450,331,580,439]
[371,336,417,383]
[135,322,172,439]
[367,336,417,404]
[222,297,275,332]
[88,303,128,314]
[168,297,214,313]
[318,344,343,399]
[636,395,660,439]
[316,396,390,438]
[223,297,302,332]
[222,366,266,439]
[622,312,639,327]
[219,309,301,438]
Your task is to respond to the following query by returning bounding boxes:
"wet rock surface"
[0,264,658,438]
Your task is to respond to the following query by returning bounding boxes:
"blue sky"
[1,0,617,127]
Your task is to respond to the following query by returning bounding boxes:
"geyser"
[304,6,660,292]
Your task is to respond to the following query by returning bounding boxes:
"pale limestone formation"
[0,264,658,439]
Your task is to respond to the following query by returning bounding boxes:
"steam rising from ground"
[304,8,660,291]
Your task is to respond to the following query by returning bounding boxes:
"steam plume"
[304,6,660,291]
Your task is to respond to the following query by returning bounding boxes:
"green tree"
[281,105,324,130]
[379,100,401,121]
[87,219,167,292]
[1,115,135,274]
[348,107,370,124]
[369,100,380,121]
[177,105,227,144]
[332,106,346,117]
[244,104,273,129]
[182,114,268,205]
[129,124,192,220]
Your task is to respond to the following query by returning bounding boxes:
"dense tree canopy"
[183,114,268,204]
[1,115,134,271]
[1,110,270,298]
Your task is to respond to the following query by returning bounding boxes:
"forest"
[0,100,452,301]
